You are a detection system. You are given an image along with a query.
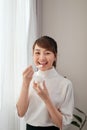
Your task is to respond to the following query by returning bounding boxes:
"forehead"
[34,44,50,51]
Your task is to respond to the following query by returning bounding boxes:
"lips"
[38,62,48,66]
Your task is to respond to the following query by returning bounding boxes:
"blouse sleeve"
[59,80,74,128]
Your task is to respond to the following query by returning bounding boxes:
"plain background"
[41,0,87,129]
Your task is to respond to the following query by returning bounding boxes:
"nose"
[39,53,46,60]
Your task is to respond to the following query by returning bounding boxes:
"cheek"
[50,55,55,61]
[48,56,55,64]
[33,55,38,62]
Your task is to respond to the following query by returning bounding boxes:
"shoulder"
[55,71,73,90]
[60,77,73,97]
[61,77,73,89]
[62,77,72,87]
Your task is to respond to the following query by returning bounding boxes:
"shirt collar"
[37,67,58,78]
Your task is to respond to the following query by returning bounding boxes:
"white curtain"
[0,0,41,130]
[0,0,16,130]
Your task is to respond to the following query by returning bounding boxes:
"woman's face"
[33,44,56,71]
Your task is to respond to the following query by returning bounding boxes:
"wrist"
[44,96,51,104]
[22,81,30,89]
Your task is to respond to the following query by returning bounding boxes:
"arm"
[33,81,62,129]
[16,66,34,117]
[45,97,62,129]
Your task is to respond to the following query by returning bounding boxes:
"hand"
[22,65,34,87]
[33,81,50,102]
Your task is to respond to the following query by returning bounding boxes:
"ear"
[54,55,57,62]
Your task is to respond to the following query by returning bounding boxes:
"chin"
[39,68,46,71]
[40,66,52,71]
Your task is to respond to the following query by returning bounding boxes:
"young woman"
[16,36,74,130]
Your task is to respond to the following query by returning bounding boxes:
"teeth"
[36,65,43,68]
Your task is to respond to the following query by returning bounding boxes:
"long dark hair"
[33,36,58,68]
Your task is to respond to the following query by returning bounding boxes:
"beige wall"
[42,0,87,129]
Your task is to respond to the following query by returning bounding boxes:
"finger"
[33,82,42,92]
[33,82,38,90]
[37,84,43,91]
[43,80,47,89]
[23,68,34,78]
[33,81,37,87]
[33,83,39,92]
[23,65,33,75]
[23,71,33,78]
[26,71,34,78]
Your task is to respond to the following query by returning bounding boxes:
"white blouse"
[24,67,74,129]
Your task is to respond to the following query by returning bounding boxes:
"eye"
[46,52,50,54]
[34,51,40,55]
[45,51,51,55]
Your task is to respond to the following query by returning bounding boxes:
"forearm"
[16,82,30,117]
[45,98,62,129]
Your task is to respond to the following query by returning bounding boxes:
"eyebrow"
[34,48,52,52]
[34,49,40,51]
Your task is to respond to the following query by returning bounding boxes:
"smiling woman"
[16,35,74,130]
